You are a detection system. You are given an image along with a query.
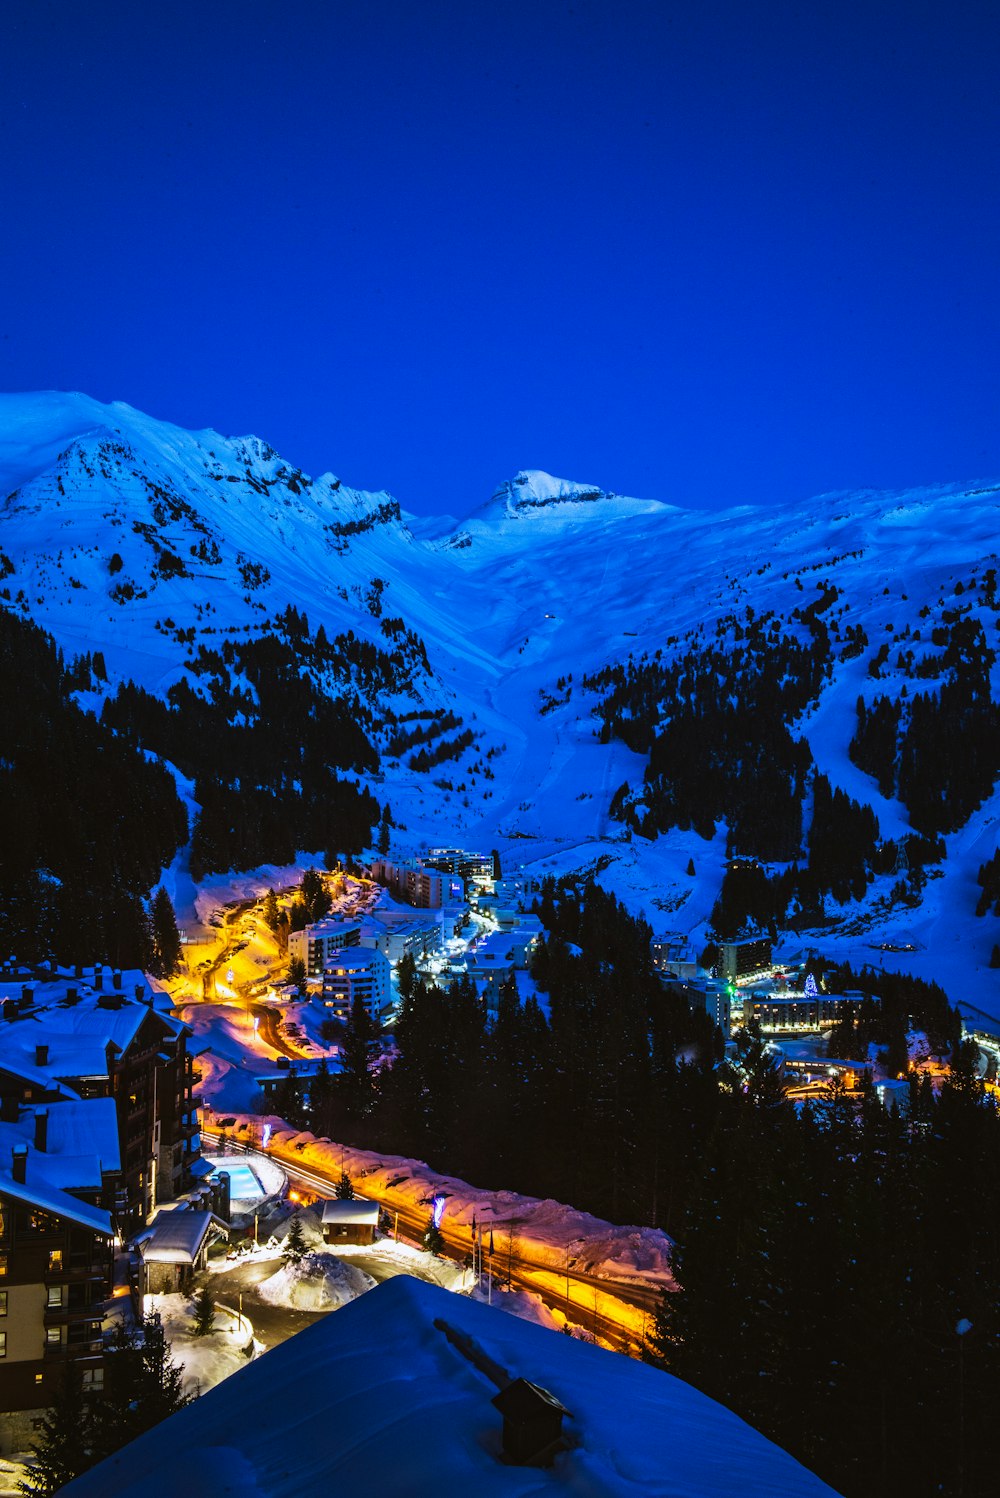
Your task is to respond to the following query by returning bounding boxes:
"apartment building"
[0,966,202,1229]
[0,1102,116,1452]
[321,948,392,1023]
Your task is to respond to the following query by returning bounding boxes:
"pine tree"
[19,1362,93,1495]
[263,887,280,930]
[377,806,391,855]
[339,993,376,1123]
[334,1168,355,1200]
[423,1212,444,1257]
[283,1216,307,1264]
[150,887,182,977]
[191,1286,216,1337]
[89,1314,190,1461]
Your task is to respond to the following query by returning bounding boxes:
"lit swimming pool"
[204,1155,266,1203]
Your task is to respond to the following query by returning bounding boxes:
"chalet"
[133,1207,229,1294]
[320,1197,379,1246]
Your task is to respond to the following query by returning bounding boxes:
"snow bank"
[217,1115,675,1290]
[257,1251,375,1311]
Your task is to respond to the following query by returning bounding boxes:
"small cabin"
[492,1377,571,1465]
[321,1196,380,1245]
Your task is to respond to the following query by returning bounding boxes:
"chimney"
[12,1145,27,1184]
[113,969,122,991]
[94,965,104,991]
[35,1043,49,1068]
[20,984,35,1009]
[35,1110,48,1152]
[74,963,83,979]
[65,985,78,1004]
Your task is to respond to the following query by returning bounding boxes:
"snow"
[144,1291,256,1398]
[65,1275,838,1497]
[4,389,1000,1020]
[256,1251,375,1311]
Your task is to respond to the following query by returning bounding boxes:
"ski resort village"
[3,394,1000,1495]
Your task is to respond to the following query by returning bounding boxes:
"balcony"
[45,1334,103,1359]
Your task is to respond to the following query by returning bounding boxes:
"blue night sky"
[1,1,998,516]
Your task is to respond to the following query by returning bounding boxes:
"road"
[203,1130,656,1354]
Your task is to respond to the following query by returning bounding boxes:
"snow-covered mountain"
[5,391,1000,1015]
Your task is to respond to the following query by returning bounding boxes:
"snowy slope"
[64,1275,838,1497]
[4,392,1000,1012]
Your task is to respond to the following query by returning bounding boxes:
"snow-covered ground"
[143,1291,256,1398]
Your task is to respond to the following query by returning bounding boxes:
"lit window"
[0,1255,7,1278]
[46,1285,63,1308]
[0,1333,6,1357]
[0,1291,7,1315]
[47,1250,63,1274]
[45,1327,62,1347]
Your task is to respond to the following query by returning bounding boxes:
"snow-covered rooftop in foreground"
[65,1276,837,1498]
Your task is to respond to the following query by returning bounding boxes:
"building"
[369,859,462,909]
[0,966,202,1227]
[661,977,731,1039]
[651,934,699,980]
[320,1197,379,1246]
[0,1104,116,1452]
[422,848,495,886]
[321,948,392,1022]
[133,1207,229,1295]
[257,1058,333,1102]
[62,1276,842,1498]
[358,908,447,964]
[718,936,773,983]
[740,988,853,1032]
[288,919,362,977]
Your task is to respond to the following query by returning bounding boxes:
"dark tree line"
[101,614,385,876]
[0,608,187,966]
[646,1049,1000,1498]
[851,617,1000,836]
[265,875,999,1495]
[592,606,831,859]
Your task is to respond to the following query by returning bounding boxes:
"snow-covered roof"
[0,1099,121,1190]
[0,1000,177,1086]
[0,1166,112,1237]
[133,1209,225,1264]
[320,1197,380,1226]
[62,1275,837,1498]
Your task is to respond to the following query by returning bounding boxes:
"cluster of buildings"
[0,962,214,1451]
[288,850,547,1024]
[652,933,865,1038]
